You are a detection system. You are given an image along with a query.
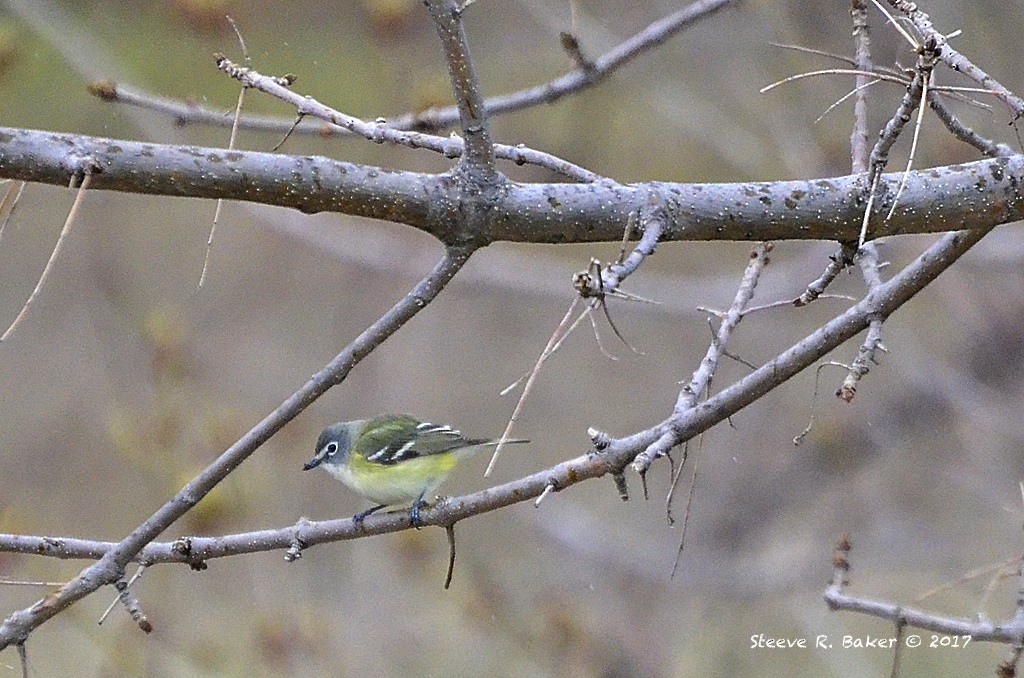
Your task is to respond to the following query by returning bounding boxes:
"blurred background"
[1,0,1024,675]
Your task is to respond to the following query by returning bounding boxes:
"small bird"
[304,414,527,527]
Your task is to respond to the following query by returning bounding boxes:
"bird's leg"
[409,493,429,530]
[352,504,387,527]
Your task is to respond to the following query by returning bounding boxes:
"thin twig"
[851,0,872,176]
[890,620,906,678]
[840,246,886,402]
[678,245,772,444]
[761,67,910,94]
[868,0,919,49]
[0,180,26,248]
[559,31,594,72]
[499,300,594,396]
[585,298,618,360]
[98,564,147,626]
[745,293,855,315]
[109,577,153,634]
[857,172,880,249]
[769,42,857,67]
[200,86,246,288]
[664,440,690,523]
[815,78,882,125]
[213,55,600,183]
[534,481,557,507]
[397,0,736,130]
[488,297,583,476]
[928,90,1013,158]
[913,555,1022,604]
[87,81,329,136]
[444,524,457,590]
[793,362,851,445]
[1,171,93,342]
[885,53,937,221]
[795,245,857,307]
[16,642,26,678]
[225,15,249,65]
[668,436,703,578]
[199,16,253,289]
[575,204,665,299]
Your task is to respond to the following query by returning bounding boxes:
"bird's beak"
[303,456,322,471]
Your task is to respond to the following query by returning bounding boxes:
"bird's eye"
[326,442,339,455]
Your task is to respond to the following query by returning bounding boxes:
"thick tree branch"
[2,128,1023,245]
[0,246,474,649]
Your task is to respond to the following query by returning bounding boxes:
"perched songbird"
[304,414,527,526]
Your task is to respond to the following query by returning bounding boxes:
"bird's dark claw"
[352,504,386,528]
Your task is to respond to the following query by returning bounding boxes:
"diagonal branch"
[795,244,856,307]
[573,198,666,299]
[859,35,939,245]
[927,89,1014,158]
[592,223,996,485]
[0,225,998,574]
[632,242,773,473]
[400,0,736,131]
[0,245,475,649]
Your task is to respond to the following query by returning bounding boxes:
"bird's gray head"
[303,421,358,471]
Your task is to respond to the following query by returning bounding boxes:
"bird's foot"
[352,504,386,528]
[409,498,429,530]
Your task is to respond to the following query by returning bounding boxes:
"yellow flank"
[328,448,462,506]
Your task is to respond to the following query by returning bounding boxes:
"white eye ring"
[326,442,339,455]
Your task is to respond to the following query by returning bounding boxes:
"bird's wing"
[358,415,469,465]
